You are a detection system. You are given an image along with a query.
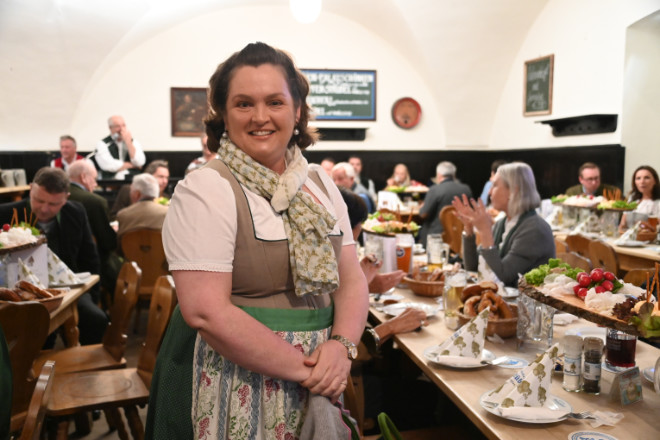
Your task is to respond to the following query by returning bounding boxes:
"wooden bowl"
[403,272,444,298]
[0,292,64,313]
[456,303,518,339]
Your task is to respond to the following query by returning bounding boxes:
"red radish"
[600,280,614,291]
[590,268,604,282]
[604,271,615,281]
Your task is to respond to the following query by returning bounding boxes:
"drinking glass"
[395,233,414,274]
[444,269,466,330]
[516,294,555,350]
[605,328,637,370]
[426,234,449,271]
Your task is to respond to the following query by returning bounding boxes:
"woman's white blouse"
[634,199,660,217]
[163,163,353,273]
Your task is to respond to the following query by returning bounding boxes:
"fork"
[566,411,596,420]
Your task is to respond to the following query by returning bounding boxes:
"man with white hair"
[115,173,169,251]
[68,160,121,297]
[332,162,374,212]
[418,161,472,246]
[95,115,146,180]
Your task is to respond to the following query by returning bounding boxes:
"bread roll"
[0,287,22,302]
[14,280,52,298]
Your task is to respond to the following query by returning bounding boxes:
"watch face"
[349,346,358,360]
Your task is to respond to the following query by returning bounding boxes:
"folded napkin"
[47,249,81,286]
[589,411,623,428]
[615,222,639,245]
[484,343,559,408]
[499,406,568,421]
[435,308,489,359]
[17,257,46,289]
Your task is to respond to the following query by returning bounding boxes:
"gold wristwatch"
[330,335,358,360]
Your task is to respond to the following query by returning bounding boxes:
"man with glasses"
[565,162,619,197]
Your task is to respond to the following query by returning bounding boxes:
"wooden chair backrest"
[554,238,569,254]
[588,240,619,276]
[137,275,177,388]
[18,361,54,440]
[556,252,592,272]
[121,229,168,297]
[0,302,50,427]
[623,268,654,287]
[102,261,142,361]
[565,234,593,258]
[440,206,463,256]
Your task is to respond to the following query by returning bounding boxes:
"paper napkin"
[499,406,569,421]
[47,248,82,286]
[484,343,559,408]
[17,257,46,289]
[434,308,489,359]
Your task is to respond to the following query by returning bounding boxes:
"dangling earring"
[293,128,300,136]
[222,131,228,139]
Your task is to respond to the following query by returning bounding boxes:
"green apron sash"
[239,304,334,331]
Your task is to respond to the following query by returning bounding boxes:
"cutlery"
[566,411,595,420]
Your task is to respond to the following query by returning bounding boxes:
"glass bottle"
[583,336,604,394]
[562,335,583,392]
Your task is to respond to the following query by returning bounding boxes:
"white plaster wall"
[621,12,660,194]
[490,0,660,149]
[69,6,443,153]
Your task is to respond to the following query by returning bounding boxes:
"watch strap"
[330,335,357,359]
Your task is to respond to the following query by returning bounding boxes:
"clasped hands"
[452,194,494,245]
[300,339,352,403]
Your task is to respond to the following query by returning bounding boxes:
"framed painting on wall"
[523,54,554,116]
[171,87,208,136]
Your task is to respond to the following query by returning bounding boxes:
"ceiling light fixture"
[290,0,322,24]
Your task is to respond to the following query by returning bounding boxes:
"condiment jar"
[562,335,583,392]
[583,336,604,394]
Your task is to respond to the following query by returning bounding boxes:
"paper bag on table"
[483,343,559,408]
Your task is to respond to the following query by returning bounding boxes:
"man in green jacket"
[565,162,620,197]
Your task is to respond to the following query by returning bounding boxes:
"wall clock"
[391,97,421,129]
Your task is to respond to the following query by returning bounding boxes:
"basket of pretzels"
[403,268,445,297]
[456,281,518,338]
[0,280,65,313]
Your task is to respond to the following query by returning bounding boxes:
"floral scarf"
[218,139,339,297]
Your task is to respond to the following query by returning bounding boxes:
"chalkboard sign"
[524,55,554,116]
[302,69,376,120]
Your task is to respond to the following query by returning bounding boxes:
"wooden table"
[369,287,660,439]
[49,275,100,347]
[0,184,30,201]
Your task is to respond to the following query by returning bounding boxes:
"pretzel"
[463,296,481,317]
[14,280,52,298]
[0,287,21,302]
[14,289,39,301]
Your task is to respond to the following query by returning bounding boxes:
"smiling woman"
[146,42,368,439]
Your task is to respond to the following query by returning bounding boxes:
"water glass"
[516,294,555,350]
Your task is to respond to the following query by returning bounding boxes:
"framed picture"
[170,87,208,136]
[523,54,554,116]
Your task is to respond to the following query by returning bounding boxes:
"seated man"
[50,135,83,172]
[111,159,170,219]
[332,162,374,212]
[67,160,121,299]
[418,161,472,247]
[95,115,146,180]
[565,162,620,197]
[116,173,169,252]
[0,167,108,346]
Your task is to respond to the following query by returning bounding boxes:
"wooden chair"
[121,229,169,333]
[554,238,569,254]
[46,275,177,440]
[439,206,463,257]
[557,251,592,271]
[565,234,593,258]
[0,301,51,434]
[589,239,620,276]
[623,268,655,287]
[17,361,55,440]
[33,261,142,375]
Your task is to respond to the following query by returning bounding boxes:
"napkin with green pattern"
[429,308,489,364]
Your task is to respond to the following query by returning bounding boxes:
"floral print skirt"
[192,327,331,440]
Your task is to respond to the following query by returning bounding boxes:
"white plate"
[480,391,572,424]
[423,348,495,369]
[382,302,440,317]
[642,367,654,383]
[493,356,530,369]
[565,327,606,343]
[615,240,647,248]
[568,431,618,440]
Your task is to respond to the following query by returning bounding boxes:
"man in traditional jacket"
[94,115,146,180]
[50,135,84,172]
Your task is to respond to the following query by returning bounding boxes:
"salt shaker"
[583,336,604,394]
[563,335,583,392]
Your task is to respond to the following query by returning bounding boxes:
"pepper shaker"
[583,336,604,394]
